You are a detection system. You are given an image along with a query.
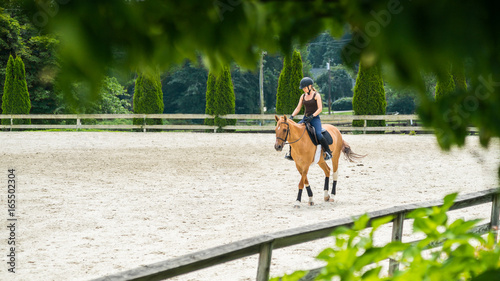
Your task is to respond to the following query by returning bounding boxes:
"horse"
[274,115,364,207]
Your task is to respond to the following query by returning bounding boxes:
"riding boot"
[284,146,293,161]
[319,138,332,160]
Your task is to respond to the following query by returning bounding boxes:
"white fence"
[0,113,479,133]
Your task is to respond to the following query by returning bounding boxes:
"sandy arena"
[0,131,499,281]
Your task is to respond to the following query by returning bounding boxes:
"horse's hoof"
[324,196,330,202]
[308,202,314,206]
[328,198,335,202]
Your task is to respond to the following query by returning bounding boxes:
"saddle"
[305,122,333,146]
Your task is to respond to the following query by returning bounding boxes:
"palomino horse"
[274,115,364,207]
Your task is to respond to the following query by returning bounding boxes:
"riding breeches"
[299,115,323,140]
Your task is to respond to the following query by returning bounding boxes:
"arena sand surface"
[0,132,499,281]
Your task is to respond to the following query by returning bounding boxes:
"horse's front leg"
[295,167,314,207]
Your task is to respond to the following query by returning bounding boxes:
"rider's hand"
[305,115,314,123]
[289,115,294,120]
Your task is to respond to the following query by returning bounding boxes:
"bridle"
[276,119,306,145]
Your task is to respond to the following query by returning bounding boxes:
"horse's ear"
[275,115,279,122]
[283,115,288,121]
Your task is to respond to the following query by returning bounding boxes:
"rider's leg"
[310,117,332,160]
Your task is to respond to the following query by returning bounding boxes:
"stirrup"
[324,151,332,160]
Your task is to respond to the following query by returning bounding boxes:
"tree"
[231,64,259,114]
[276,50,304,115]
[163,61,208,114]
[452,62,467,92]
[275,55,292,115]
[352,61,386,127]
[0,10,22,113]
[214,66,236,130]
[204,71,217,126]
[435,66,455,101]
[204,67,236,131]
[316,65,354,102]
[290,50,304,108]
[2,55,31,125]
[133,71,164,125]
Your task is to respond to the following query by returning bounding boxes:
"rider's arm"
[312,93,323,117]
[291,94,304,117]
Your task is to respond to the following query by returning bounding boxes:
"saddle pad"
[312,145,322,165]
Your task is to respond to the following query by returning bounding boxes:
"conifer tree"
[435,65,455,101]
[214,66,236,131]
[2,55,31,125]
[290,50,304,113]
[276,50,304,115]
[2,55,15,120]
[352,61,386,127]
[276,55,292,115]
[204,71,217,126]
[452,62,467,92]
[133,71,164,126]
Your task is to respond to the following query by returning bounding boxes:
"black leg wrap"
[297,189,303,202]
[332,181,337,195]
[324,177,329,191]
[306,186,313,197]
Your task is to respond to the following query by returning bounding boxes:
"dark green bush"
[331,97,353,111]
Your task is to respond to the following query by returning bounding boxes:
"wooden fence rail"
[92,188,500,281]
[0,113,479,133]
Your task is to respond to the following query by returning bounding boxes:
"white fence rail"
[91,189,499,281]
[0,114,479,133]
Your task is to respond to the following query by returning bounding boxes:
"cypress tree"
[133,71,164,126]
[452,62,467,92]
[2,55,31,125]
[204,71,217,127]
[290,50,304,114]
[435,65,455,101]
[214,66,236,131]
[2,55,15,122]
[276,55,292,115]
[352,61,386,127]
[133,74,144,126]
[276,50,304,115]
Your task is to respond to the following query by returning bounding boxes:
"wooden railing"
[0,113,478,133]
[91,188,500,281]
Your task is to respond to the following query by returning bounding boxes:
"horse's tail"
[342,140,366,162]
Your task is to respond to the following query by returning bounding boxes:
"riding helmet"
[299,77,314,89]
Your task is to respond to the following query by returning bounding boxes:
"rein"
[276,121,307,145]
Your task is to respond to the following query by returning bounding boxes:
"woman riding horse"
[285,77,333,161]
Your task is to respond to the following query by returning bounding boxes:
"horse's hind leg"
[329,151,341,202]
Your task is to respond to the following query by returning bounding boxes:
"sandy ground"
[0,131,499,281]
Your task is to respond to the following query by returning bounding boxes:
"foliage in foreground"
[271,193,500,281]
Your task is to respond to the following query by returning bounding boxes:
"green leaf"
[371,215,394,232]
[442,193,458,211]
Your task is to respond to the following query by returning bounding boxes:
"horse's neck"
[288,121,307,146]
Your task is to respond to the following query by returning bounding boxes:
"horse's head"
[274,115,289,151]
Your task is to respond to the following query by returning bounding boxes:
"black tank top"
[303,93,318,116]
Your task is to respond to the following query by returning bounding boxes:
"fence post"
[77,117,81,130]
[389,212,405,275]
[256,242,274,281]
[363,119,367,134]
[491,192,500,243]
[143,115,147,133]
[10,116,13,131]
